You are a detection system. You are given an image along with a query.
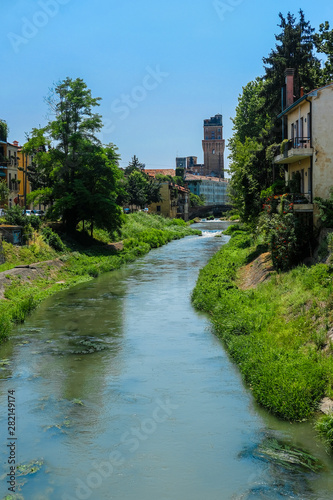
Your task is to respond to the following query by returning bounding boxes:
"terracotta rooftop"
[184,174,229,182]
[145,169,175,177]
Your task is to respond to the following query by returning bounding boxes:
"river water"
[1,229,333,500]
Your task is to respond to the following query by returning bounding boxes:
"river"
[1,228,333,500]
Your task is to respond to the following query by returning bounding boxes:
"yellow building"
[149,183,189,220]
[17,146,32,207]
[274,69,333,224]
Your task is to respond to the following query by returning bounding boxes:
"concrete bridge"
[189,204,232,220]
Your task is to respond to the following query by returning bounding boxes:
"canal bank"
[1,229,333,499]
[192,227,333,446]
[0,213,201,344]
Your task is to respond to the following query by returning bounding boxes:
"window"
[212,149,215,154]
[157,206,161,212]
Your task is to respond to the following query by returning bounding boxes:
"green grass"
[0,213,200,344]
[192,231,333,425]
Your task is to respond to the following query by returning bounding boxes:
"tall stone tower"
[202,114,225,178]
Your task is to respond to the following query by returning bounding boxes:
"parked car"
[33,210,45,217]
[24,210,33,216]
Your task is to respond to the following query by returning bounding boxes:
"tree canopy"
[24,77,123,233]
[228,10,332,223]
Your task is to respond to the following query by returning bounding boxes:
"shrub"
[4,205,29,227]
[41,227,66,252]
[315,414,333,448]
[29,214,42,231]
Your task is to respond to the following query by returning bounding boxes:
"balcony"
[274,137,313,165]
[276,193,313,214]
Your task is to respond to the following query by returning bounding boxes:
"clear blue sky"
[1,0,332,173]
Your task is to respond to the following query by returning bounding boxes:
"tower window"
[212,149,215,154]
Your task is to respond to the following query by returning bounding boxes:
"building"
[6,141,20,208]
[185,174,229,205]
[145,168,175,178]
[273,68,333,224]
[146,169,189,220]
[202,114,225,177]
[175,114,226,177]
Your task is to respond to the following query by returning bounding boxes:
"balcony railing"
[284,137,311,153]
[274,137,313,165]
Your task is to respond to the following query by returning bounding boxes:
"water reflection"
[0,231,333,500]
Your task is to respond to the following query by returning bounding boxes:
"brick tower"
[202,114,225,177]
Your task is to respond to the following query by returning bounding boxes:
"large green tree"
[314,22,333,84]
[262,10,321,135]
[125,170,162,209]
[24,78,123,233]
[228,79,270,221]
[229,11,325,223]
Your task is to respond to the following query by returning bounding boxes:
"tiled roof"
[175,184,189,193]
[145,169,175,177]
[185,174,228,182]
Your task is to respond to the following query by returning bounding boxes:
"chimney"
[300,87,304,97]
[285,68,295,108]
[13,140,19,147]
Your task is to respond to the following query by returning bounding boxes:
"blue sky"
[1,0,332,173]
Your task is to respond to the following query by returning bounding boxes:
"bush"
[41,227,66,252]
[315,414,333,448]
[4,205,29,227]
[29,214,42,231]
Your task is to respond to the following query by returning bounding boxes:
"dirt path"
[0,259,64,299]
[237,252,274,290]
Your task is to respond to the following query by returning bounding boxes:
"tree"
[124,155,145,176]
[228,11,324,224]
[190,193,205,207]
[24,77,123,234]
[0,120,8,142]
[228,79,269,221]
[262,10,321,132]
[0,180,9,206]
[125,170,162,209]
[313,22,333,84]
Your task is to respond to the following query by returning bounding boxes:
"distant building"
[146,169,189,220]
[185,173,229,205]
[202,114,225,177]
[175,113,226,178]
[145,168,175,178]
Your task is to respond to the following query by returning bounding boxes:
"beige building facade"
[274,69,333,224]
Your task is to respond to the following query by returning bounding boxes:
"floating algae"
[16,459,44,476]
[254,438,323,473]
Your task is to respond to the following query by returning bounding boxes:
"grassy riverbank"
[0,213,200,344]
[192,227,333,439]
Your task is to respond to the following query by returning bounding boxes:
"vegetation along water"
[192,225,333,449]
[0,213,200,344]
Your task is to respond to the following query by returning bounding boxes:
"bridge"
[189,204,232,220]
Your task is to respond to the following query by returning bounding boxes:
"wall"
[312,86,333,201]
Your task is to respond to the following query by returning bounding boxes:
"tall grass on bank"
[192,230,333,422]
[0,213,200,343]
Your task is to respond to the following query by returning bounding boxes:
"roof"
[278,81,333,118]
[185,174,229,183]
[145,169,176,177]
[175,184,189,193]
